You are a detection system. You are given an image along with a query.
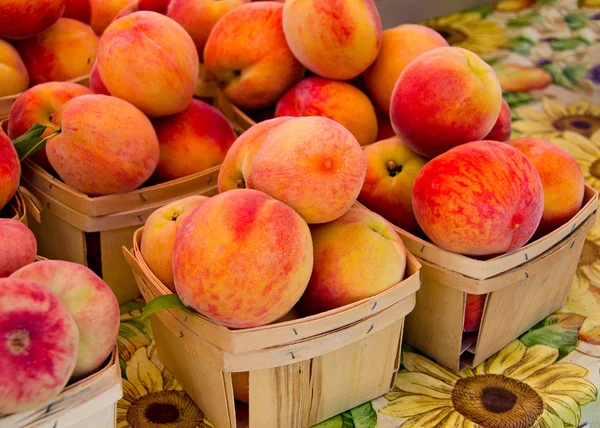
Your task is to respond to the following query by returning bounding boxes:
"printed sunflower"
[550,130,600,192]
[117,345,213,428]
[381,341,597,427]
[422,12,507,55]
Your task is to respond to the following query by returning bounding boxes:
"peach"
[376,114,395,141]
[46,94,159,196]
[90,0,133,33]
[412,141,544,256]
[141,195,209,291]
[17,18,99,85]
[358,137,428,235]
[0,39,29,97]
[0,278,79,413]
[232,372,249,403]
[275,77,378,147]
[0,0,66,40]
[64,0,92,23]
[0,219,36,277]
[250,116,367,224]
[89,61,110,95]
[140,0,171,13]
[0,128,21,211]
[11,260,119,380]
[464,294,486,332]
[152,99,237,182]
[364,24,448,114]
[282,0,382,80]
[173,189,313,328]
[167,0,250,58]
[484,99,512,141]
[390,47,503,158]
[8,81,93,170]
[204,2,305,110]
[507,138,584,237]
[298,207,406,315]
[96,11,199,117]
[218,117,293,192]
[113,0,140,19]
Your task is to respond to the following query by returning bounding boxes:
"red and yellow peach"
[0,219,36,277]
[0,39,29,97]
[0,0,66,40]
[0,128,21,211]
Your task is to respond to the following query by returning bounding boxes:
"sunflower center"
[126,391,206,428]
[553,115,600,138]
[146,403,180,424]
[580,239,600,267]
[434,26,468,44]
[452,374,543,428]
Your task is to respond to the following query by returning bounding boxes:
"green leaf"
[564,65,588,84]
[536,0,556,4]
[502,91,535,108]
[348,403,377,428]
[11,122,57,162]
[564,13,588,31]
[466,5,495,18]
[507,13,542,28]
[119,299,146,315]
[509,37,534,55]
[139,294,191,321]
[311,415,344,428]
[541,64,572,88]
[550,38,586,51]
[519,313,586,360]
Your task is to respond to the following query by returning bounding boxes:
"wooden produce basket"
[195,64,219,100]
[2,191,27,225]
[20,159,219,304]
[371,185,598,371]
[123,227,421,428]
[0,344,122,428]
[214,90,259,132]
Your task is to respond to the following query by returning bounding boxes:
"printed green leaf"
[519,313,586,359]
[509,37,534,55]
[312,415,344,428]
[564,13,588,31]
[139,294,192,320]
[466,5,495,18]
[536,0,556,3]
[507,13,542,28]
[550,38,586,51]
[542,64,573,88]
[564,65,588,84]
[348,402,378,428]
[120,299,146,316]
[502,91,535,108]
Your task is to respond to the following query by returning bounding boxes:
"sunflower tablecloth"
[115,1,600,427]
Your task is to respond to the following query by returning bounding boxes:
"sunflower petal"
[526,362,588,388]
[397,408,449,428]
[483,340,527,375]
[379,394,453,418]
[401,352,460,385]
[544,377,598,406]
[514,105,551,122]
[121,378,142,402]
[543,98,569,119]
[439,410,465,427]
[126,346,164,395]
[566,99,593,116]
[543,394,581,427]
[462,419,480,428]
[536,409,566,428]
[395,372,455,398]
[512,120,557,137]
[504,345,558,380]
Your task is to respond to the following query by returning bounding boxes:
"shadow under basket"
[123,227,421,428]
[2,191,27,225]
[0,344,122,428]
[20,159,219,304]
[367,185,598,371]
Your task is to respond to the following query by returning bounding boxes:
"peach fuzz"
[0,279,79,413]
[298,207,406,315]
[141,195,209,291]
[0,128,21,211]
[358,137,428,235]
[507,137,584,237]
[390,47,502,158]
[364,24,448,114]
[17,18,99,85]
[8,82,93,170]
[0,0,66,40]
[251,116,367,224]
[218,117,293,192]
[275,77,378,146]
[46,94,159,196]
[412,141,544,256]
[152,99,237,182]
[282,0,382,80]
[0,219,36,277]
[485,99,512,141]
[204,2,305,110]
[96,11,199,117]
[167,0,250,57]
[11,260,119,380]
[173,189,313,328]
[0,39,29,97]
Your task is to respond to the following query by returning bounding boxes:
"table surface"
[115,1,600,426]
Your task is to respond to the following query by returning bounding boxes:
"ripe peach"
[298,207,406,315]
[0,39,29,97]
[0,0,66,40]
[204,2,305,110]
[140,0,171,13]
[46,94,159,196]
[390,47,503,158]
[0,219,36,277]
[167,0,250,58]
[0,278,79,413]
[358,137,428,235]
[96,11,199,117]
[0,128,21,212]
[507,137,584,237]
[464,294,486,332]
[141,195,209,291]
[250,116,367,224]
[218,117,293,192]
[364,24,448,114]
[113,0,140,19]
[173,189,313,328]
[275,77,378,147]
[8,82,93,170]
[376,114,395,141]
[90,0,132,33]
[232,372,249,403]
[412,141,544,256]
[11,260,119,380]
[282,0,382,80]
[152,99,237,182]
[64,0,92,24]
[484,99,512,141]
[89,61,110,95]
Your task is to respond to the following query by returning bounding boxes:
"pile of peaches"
[0,218,120,413]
